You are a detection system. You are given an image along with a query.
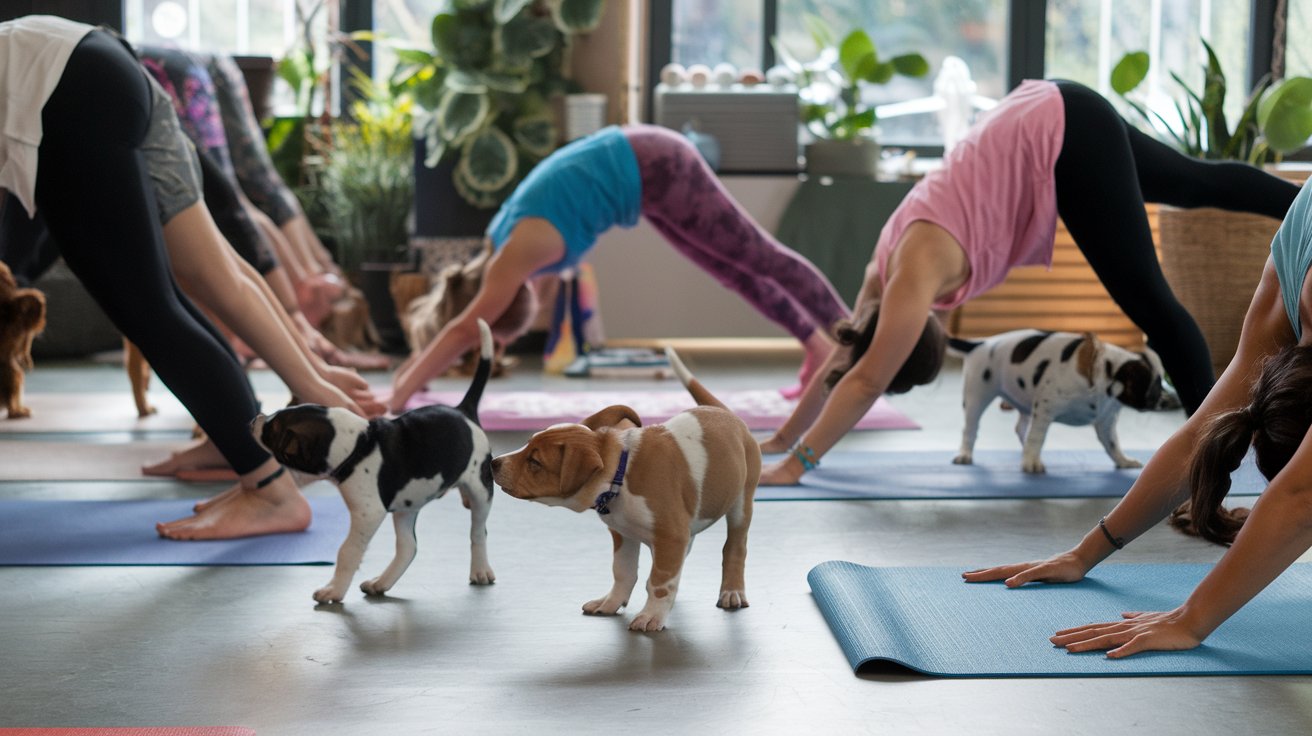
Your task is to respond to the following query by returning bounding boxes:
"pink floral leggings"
[623,124,850,341]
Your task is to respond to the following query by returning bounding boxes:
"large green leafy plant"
[1111,40,1312,164]
[774,15,930,142]
[392,0,607,209]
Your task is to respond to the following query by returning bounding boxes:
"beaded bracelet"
[791,443,820,471]
[1098,516,1126,550]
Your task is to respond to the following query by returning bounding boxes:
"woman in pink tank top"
[761,79,1300,486]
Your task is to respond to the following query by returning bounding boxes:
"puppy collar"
[329,423,378,483]
[591,449,629,516]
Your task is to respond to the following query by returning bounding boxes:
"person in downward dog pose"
[964,181,1312,658]
[388,124,850,413]
[757,78,1300,486]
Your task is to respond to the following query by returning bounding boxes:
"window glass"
[124,0,324,116]
[671,0,764,73]
[1286,0,1312,78]
[373,0,445,85]
[776,1,1008,145]
[1045,0,1252,124]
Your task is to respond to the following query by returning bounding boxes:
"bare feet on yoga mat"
[142,437,229,477]
[156,465,311,540]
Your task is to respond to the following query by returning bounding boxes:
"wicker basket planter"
[1157,205,1284,376]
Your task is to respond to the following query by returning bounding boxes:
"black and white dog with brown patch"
[252,320,496,604]
[949,329,1177,474]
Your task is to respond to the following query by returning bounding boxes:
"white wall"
[589,175,801,339]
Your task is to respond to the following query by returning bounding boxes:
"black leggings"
[34,31,269,473]
[1053,80,1300,414]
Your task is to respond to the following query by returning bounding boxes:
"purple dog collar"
[591,449,629,516]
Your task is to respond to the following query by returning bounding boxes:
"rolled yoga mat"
[408,389,919,432]
[808,560,1312,677]
[755,449,1266,501]
[0,496,348,566]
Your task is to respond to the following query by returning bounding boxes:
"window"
[372,0,443,85]
[124,0,330,115]
[1285,0,1312,78]
[670,0,764,73]
[1045,0,1252,123]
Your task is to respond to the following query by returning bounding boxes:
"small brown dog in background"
[0,261,47,419]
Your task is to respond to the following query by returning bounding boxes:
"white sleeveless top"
[0,15,94,217]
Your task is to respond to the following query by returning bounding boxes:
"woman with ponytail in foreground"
[962,180,1312,659]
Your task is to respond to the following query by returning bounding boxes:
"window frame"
[646,0,1282,147]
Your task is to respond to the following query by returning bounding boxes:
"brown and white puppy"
[492,348,760,632]
[0,261,46,419]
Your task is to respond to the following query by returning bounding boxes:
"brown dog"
[491,348,760,632]
[0,262,47,419]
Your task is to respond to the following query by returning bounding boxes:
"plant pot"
[804,138,881,178]
[354,261,411,355]
[1158,205,1284,375]
[413,139,497,238]
[232,55,276,122]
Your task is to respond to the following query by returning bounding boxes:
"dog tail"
[665,346,727,410]
[457,319,494,424]
[947,336,982,357]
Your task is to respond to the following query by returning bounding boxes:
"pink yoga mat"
[407,389,919,432]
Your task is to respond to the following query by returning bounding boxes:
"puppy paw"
[582,596,626,615]
[1115,457,1143,469]
[313,585,348,604]
[7,407,31,419]
[952,453,973,465]
[1021,459,1046,474]
[717,590,749,609]
[469,567,496,585]
[628,611,667,632]
[359,577,392,596]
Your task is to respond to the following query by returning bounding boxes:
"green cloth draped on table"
[774,176,915,305]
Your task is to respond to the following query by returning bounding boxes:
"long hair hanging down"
[1172,345,1312,545]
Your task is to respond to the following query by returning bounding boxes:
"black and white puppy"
[949,329,1177,473]
[252,320,496,604]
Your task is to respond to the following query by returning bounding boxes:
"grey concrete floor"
[3,352,1312,734]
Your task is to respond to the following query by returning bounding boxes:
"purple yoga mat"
[0,497,347,566]
[408,389,920,432]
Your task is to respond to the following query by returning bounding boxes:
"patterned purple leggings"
[624,125,850,341]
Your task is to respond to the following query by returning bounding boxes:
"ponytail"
[1171,345,1312,546]
[1171,408,1255,545]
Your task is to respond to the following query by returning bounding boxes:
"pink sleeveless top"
[874,79,1065,309]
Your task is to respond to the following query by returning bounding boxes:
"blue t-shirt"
[1272,182,1312,340]
[487,126,642,273]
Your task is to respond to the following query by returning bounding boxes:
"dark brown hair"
[824,306,946,394]
[1171,345,1312,545]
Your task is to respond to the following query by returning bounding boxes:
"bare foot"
[758,435,792,454]
[142,437,230,476]
[156,471,311,540]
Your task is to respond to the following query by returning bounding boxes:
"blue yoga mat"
[756,449,1266,501]
[808,560,1312,677]
[0,497,347,566]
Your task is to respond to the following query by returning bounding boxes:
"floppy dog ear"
[580,404,642,430]
[558,442,604,496]
[1,292,45,330]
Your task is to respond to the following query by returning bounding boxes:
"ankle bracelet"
[255,465,286,489]
[791,443,820,471]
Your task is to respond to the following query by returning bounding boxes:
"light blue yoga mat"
[756,449,1266,501]
[0,497,347,566]
[808,561,1312,677]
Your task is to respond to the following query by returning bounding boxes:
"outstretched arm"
[759,239,949,485]
[162,202,369,415]
[963,259,1292,590]
[388,218,564,413]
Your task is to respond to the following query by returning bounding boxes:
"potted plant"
[387,0,607,237]
[1111,43,1312,374]
[774,14,929,178]
[314,71,416,352]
